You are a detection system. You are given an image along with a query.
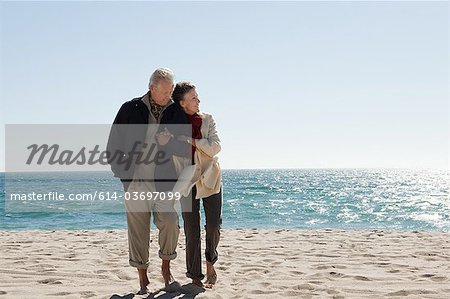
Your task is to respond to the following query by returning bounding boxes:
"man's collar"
[147,91,173,108]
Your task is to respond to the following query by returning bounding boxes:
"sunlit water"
[1,169,448,231]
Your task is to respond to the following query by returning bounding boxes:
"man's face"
[150,80,174,106]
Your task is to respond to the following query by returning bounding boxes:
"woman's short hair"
[148,67,175,89]
[172,81,196,104]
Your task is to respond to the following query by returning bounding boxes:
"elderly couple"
[107,68,222,294]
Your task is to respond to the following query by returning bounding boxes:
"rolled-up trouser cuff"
[159,250,177,261]
[206,254,218,265]
[186,272,205,281]
[129,259,149,269]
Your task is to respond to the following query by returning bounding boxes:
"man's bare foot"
[192,278,204,287]
[205,261,217,288]
[161,260,175,287]
[137,268,149,294]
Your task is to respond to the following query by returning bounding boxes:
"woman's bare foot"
[205,261,217,288]
[136,287,149,296]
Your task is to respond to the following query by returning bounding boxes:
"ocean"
[0,169,449,231]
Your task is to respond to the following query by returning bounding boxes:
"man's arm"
[106,102,130,178]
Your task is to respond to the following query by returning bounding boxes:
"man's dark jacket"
[106,96,150,185]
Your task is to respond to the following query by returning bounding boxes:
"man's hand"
[177,135,196,146]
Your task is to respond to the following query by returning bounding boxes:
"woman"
[157,81,222,288]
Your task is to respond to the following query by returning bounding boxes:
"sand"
[0,229,449,298]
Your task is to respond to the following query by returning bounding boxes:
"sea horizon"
[1,168,449,232]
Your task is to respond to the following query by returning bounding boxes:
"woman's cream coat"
[172,112,222,199]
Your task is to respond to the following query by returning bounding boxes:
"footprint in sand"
[353,275,371,281]
[115,270,134,280]
[387,290,438,296]
[289,270,305,276]
[241,266,266,272]
[307,280,324,285]
[91,240,106,244]
[420,274,447,282]
[280,290,303,297]
[79,291,97,298]
[329,272,346,278]
[376,262,390,266]
[315,264,347,270]
[431,276,447,282]
[325,289,340,295]
[38,278,63,285]
[295,283,317,291]
[49,292,72,296]
[63,253,77,259]
[248,289,278,295]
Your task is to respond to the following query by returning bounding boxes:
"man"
[107,67,179,295]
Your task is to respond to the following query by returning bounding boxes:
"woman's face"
[180,88,200,115]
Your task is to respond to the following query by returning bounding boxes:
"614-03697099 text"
[9,191,181,201]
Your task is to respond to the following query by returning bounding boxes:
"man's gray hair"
[148,67,175,89]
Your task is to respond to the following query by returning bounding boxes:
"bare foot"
[205,261,217,288]
[136,287,149,295]
[161,260,175,287]
[137,268,149,294]
[192,278,204,287]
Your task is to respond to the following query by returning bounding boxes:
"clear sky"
[0,1,448,170]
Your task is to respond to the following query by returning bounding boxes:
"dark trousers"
[181,187,222,280]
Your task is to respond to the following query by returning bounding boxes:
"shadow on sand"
[110,282,206,299]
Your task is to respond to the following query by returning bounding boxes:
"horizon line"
[0,167,448,173]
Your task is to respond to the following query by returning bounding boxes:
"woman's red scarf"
[186,113,202,161]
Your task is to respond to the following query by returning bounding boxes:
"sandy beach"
[0,229,449,298]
